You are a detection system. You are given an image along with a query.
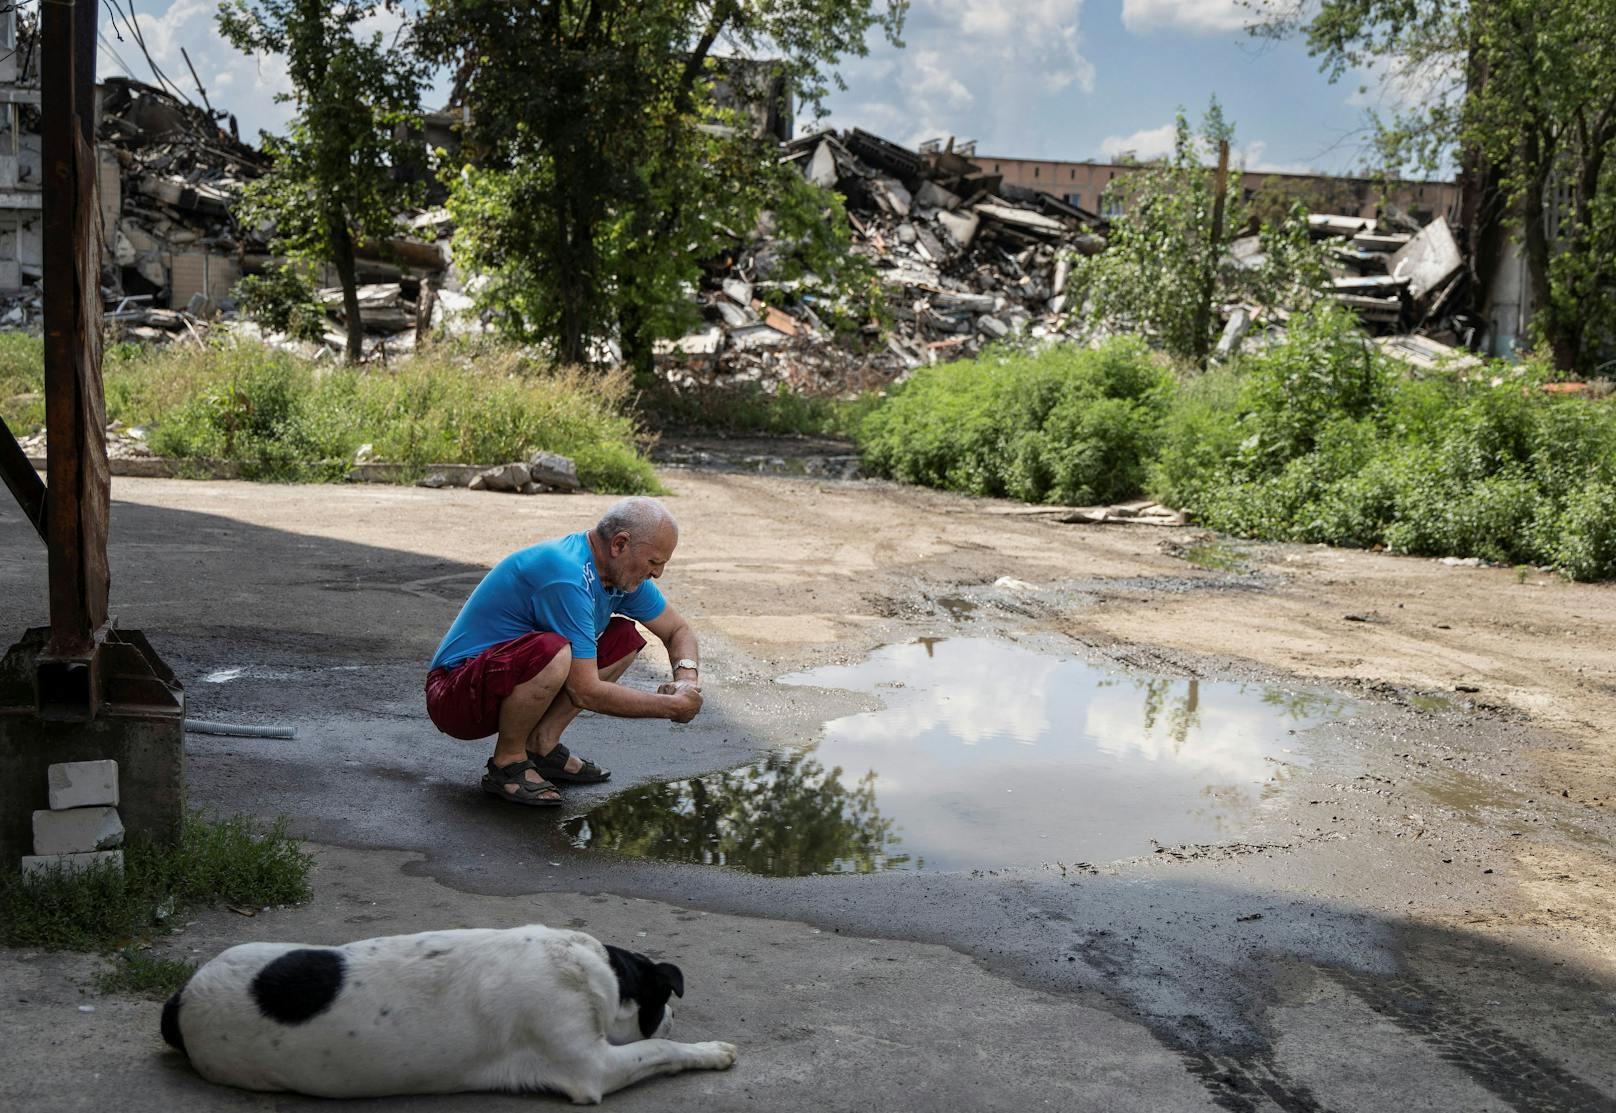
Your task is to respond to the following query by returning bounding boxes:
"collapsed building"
[654,128,1111,393]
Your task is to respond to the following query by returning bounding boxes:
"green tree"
[415,0,904,369]
[1259,0,1616,375]
[1067,102,1330,366]
[218,1,425,363]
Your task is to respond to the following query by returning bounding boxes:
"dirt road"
[2,462,1613,1111]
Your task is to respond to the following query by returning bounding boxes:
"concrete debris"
[657,128,1110,395]
[466,455,581,494]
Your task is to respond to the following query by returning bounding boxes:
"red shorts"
[424,617,646,741]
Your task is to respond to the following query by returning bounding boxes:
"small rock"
[78,1004,95,1013]
[468,474,486,491]
[1454,684,1480,693]
[416,473,449,489]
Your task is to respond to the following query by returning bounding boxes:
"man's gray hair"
[596,497,677,544]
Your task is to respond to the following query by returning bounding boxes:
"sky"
[89,0,1422,178]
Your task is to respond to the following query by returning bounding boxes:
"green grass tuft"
[95,949,199,999]
[0,811,312,952]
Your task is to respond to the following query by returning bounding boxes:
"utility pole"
[0,0,185,867]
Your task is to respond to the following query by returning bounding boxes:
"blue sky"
[93,1,1420,178]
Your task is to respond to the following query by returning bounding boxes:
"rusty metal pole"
[38,0,110,717]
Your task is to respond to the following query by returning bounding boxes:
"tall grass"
[0,336,660,492]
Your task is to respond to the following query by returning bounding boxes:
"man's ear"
[611,531,631,556]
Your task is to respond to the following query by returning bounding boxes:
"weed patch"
[0,812,312,952]
[95,949,199,999]
[1148,306,1616,579]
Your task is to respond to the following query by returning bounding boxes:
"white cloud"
[1238,139,1315,175]
[1121,0,1253,35]
[1099,122,1177,161]
[97,0,296,137]
[816,0,1093,155]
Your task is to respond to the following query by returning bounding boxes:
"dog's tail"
[160,990,186,1055]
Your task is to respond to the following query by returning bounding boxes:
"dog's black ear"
[655,962,685,999]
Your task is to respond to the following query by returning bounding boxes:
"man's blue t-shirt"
[429,532,666,671]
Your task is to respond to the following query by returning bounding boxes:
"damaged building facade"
[0,6,42,301]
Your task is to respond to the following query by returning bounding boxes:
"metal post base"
[0,627,185,866]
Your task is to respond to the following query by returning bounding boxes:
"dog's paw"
[697,1041,738,1070]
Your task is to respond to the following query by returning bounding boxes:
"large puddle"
[565,638,1356,876]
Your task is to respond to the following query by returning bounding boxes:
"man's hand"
[658,681,702,722]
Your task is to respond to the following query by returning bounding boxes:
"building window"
[994,164,1000,172]
[1070,169,1076,180]
[1034,166,1040,178]
[1066,192,1082,208]
[1101,196,1125,218]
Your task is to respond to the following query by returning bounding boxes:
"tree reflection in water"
[563,745,913,876]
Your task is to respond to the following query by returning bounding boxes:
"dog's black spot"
[605,945,685,1038]
[379,1007,391,1017]
[251,948,346,1025]
[160,991,186,1054]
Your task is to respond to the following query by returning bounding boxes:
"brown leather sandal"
[481,757,563,806]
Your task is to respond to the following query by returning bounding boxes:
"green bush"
[859,339,1174,505]
[1142,303,1616,579]
[233,265,328,342]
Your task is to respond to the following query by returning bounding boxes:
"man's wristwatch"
[673,658,699,675]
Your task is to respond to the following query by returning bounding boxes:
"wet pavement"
[3,476,1615,1112]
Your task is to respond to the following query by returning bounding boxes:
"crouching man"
[426,497,702,805]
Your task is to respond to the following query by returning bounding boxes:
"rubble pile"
[2,65,1482,381]
[97,78,266,336]
[656,128,1108,393]
[1216,211,1480,369]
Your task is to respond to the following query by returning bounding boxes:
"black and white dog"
[161,925,737,1103]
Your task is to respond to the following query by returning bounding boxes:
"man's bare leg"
[489,645,572,800]
[529,651,639,774]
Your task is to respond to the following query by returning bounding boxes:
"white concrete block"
[47,760,120,809]
[32,806,124,855]
[21,850,124,879]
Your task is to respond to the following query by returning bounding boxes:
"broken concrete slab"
[527,451,581,491]
[32,806,124,855]
[470,463,531,493]
[806,141,838,189]
[1389,216,1462,301]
